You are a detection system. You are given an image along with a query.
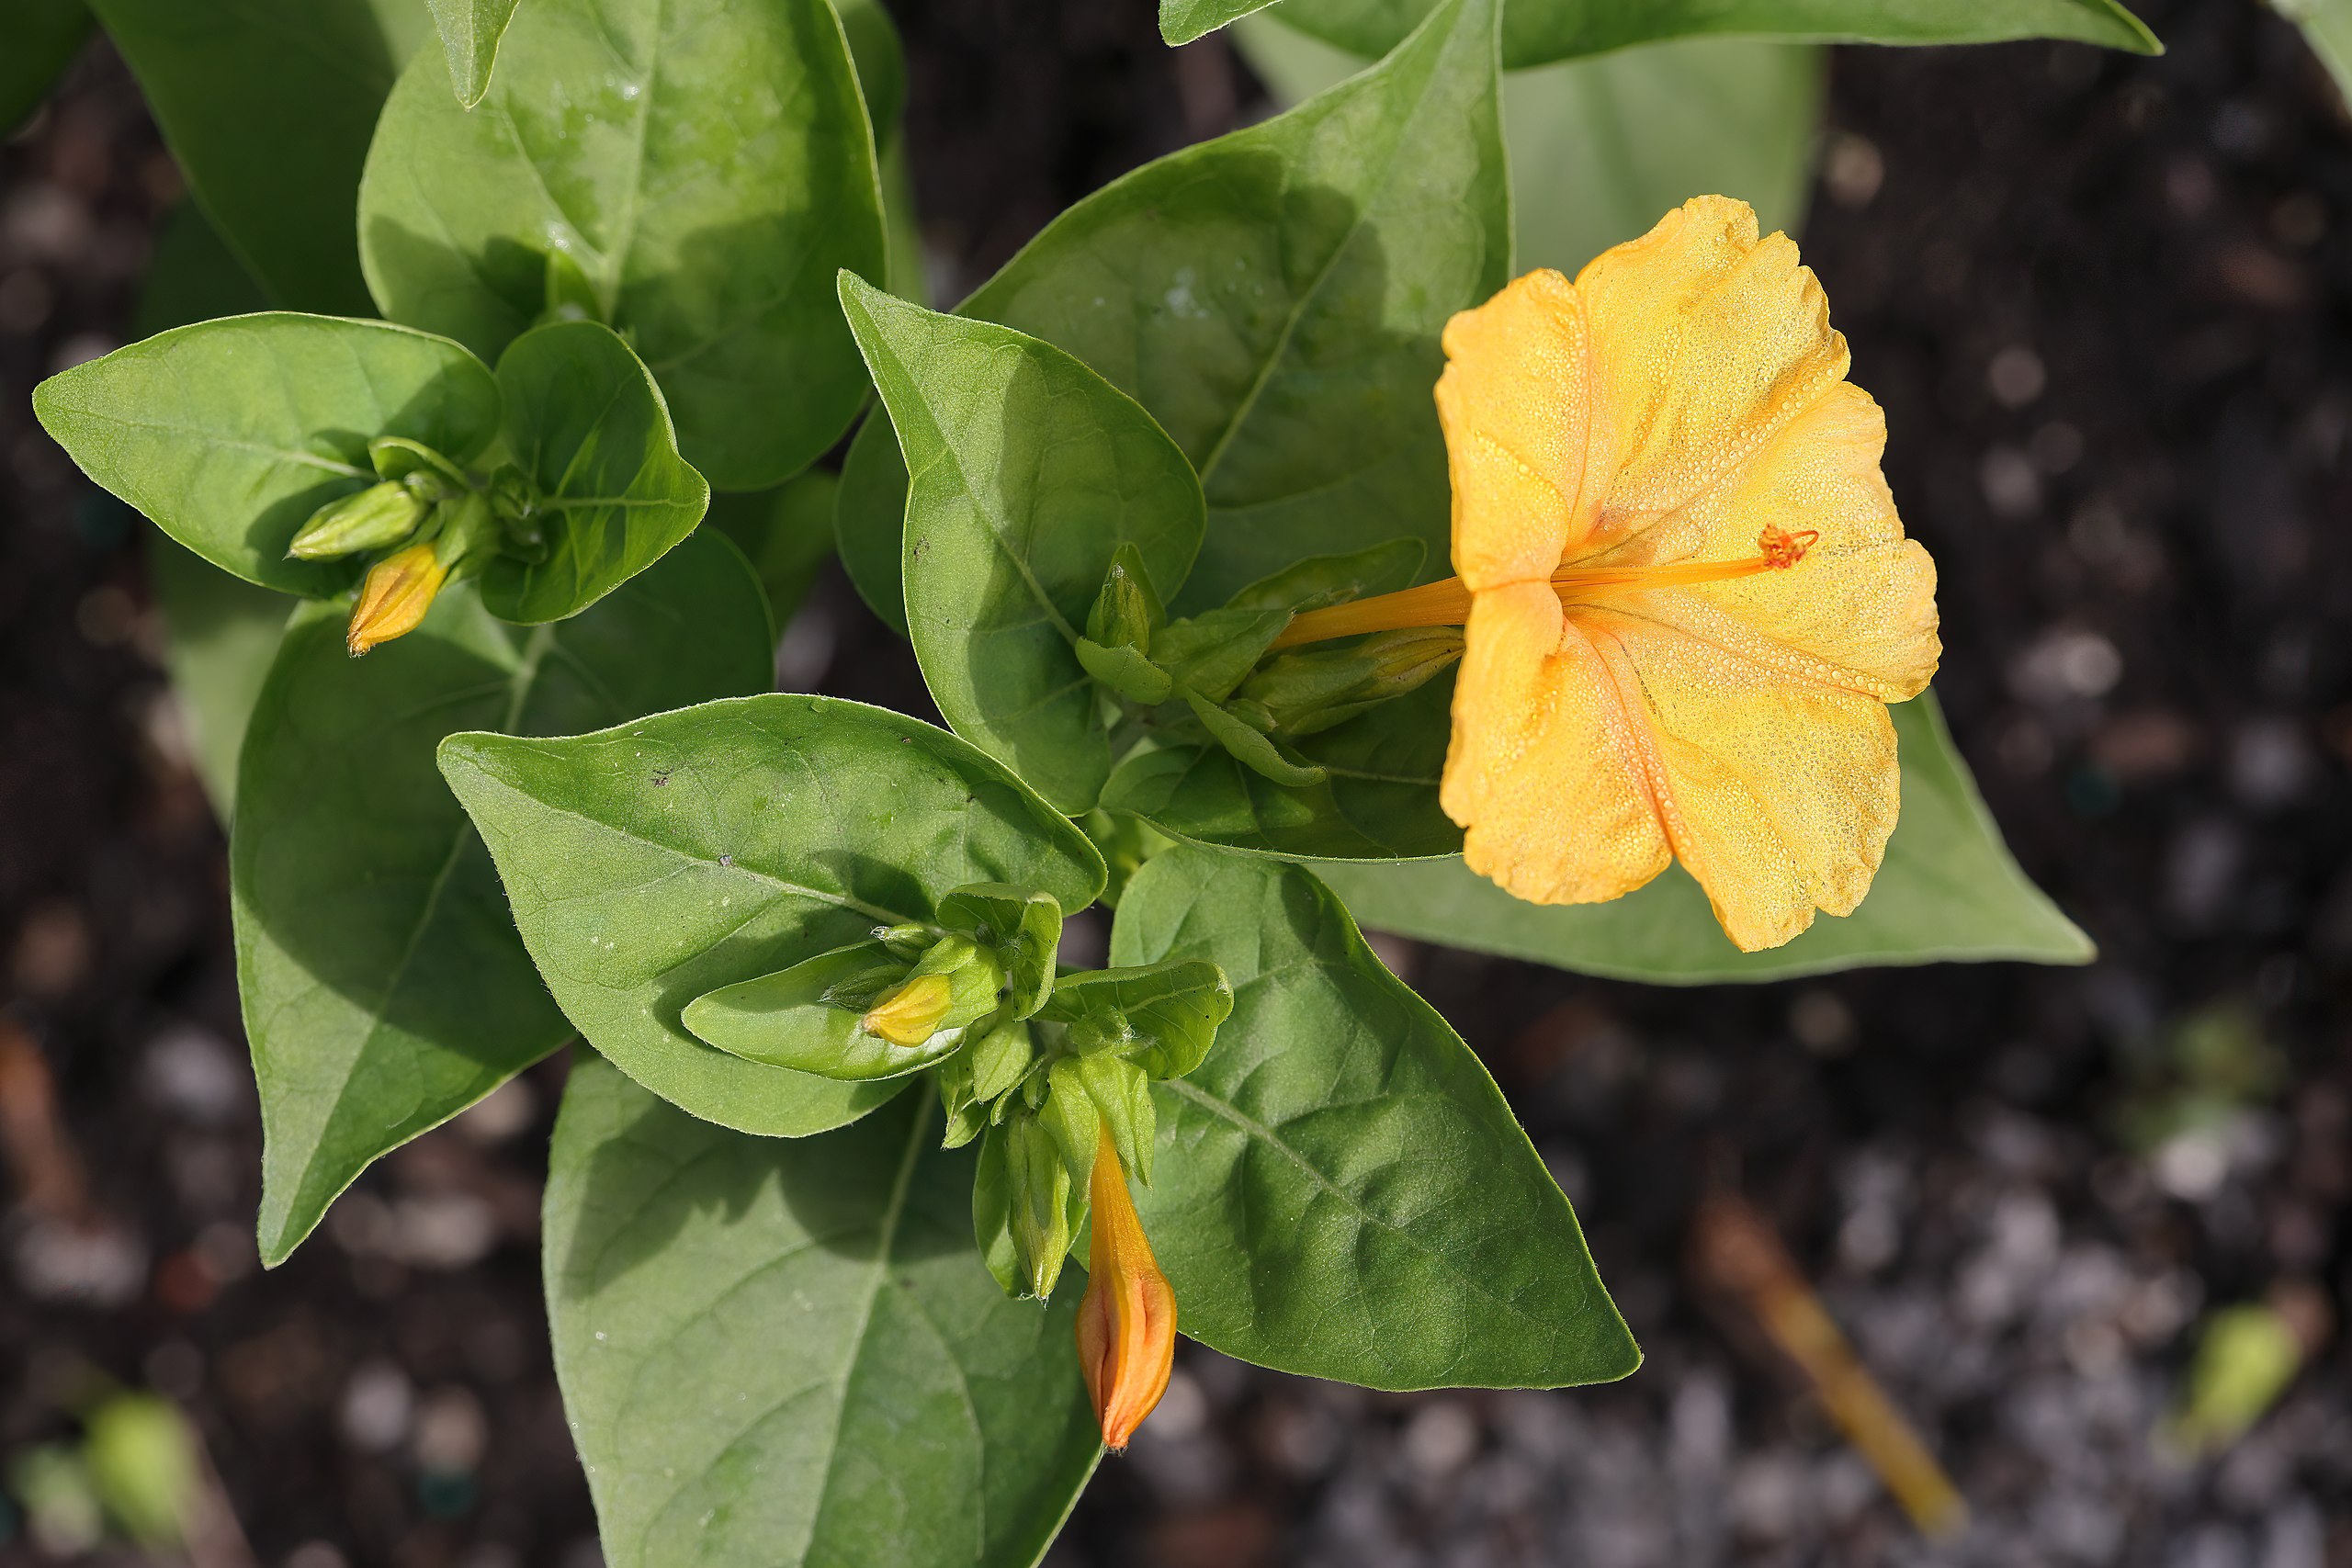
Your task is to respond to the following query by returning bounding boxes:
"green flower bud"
[1085,540,1164,652]
[1002,1112,1076,1300]
[1238,626,1465,737]
[287,479,429,560]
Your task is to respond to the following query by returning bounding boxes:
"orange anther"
[1758,526,1819,570]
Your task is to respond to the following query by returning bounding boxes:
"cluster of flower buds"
[1074,540,1464,786]
[679,879,1233,1450]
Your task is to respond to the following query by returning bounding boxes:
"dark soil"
[5,0,2350,1563]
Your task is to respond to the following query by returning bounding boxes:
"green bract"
[358,0,887,490]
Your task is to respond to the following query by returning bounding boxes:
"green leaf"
[2277,0,2352,110]
[438,692,1106,1135]
[834,0,1509,621]
[357,0,887,490]
[1102,672,1460,859]
[1037,958,1233,1081]
[707,468,840,627]
[546,1058,1102,1568]
[1161,0,1276,44]
[936,884,1065,1017]
[86,0,429,311]
[425,0,520,107]
[1,0,91,136]
[1270,0,2160,69]
[839,275,1205,814]
[1315,692,2095,981]
[481,320,709,624]
[1235,17,1824,277]
[836,408,912,633]
[1112,846,1639,1389]
[146,535,291,818]
[32,313,502,596]
[234,531,773,1267]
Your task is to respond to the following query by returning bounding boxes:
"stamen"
[1267,529,1818,650]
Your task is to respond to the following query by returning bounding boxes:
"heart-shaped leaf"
[839,275,1205,814]
[1111,845,1638,1388]
[234,531,773,1267]
[33,313,501,596]
[546,1058,1102,1568]
[836,0,1507,623]
[1269,0,2158,69]
[481,320,709,624]
[439,693,1106,1135]
[358,0,887,489]
[1314,692,2095,980]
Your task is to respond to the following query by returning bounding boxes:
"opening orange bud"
[345,541,448,656]
[860,973,954,1046]
[1075,1123,1175,1452]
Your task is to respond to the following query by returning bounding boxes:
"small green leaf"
[1182,691,1327,786]
[480,321,709,624]
[33,313,501,596]
[1038,958,1233,1081]
[1077,638,1174,705]
[358,0,887,490]
[838,274,1205,814]
[936,883,1065,1018]
[439,693,1105,1135]
[235,532,772,1267]
[1103,673,1460,859]
[1272,0,2160,69]
[2,0,91,136]
[546,1059,1102,1568]
[834,0,1508,620]
[424,0,519,106]
[1161,0,1277,43]
[1314,692,2095,981]
[1113,846,1639,1388]
[87,0,430,311]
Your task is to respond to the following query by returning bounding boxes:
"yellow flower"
[1274,197,1939,952]
[1074,1124,1174,1452]
[345,541,449,656]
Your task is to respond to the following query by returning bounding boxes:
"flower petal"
[1575,608,1905,952]
[1573,381,1940,703]
[1434,268,1591,592]
[1573,197,1850,558]
[1441,582,1669,905]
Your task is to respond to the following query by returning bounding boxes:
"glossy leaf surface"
[1235,15,1823,276]
[841,276,1204,813]
[481,321,709,624]
[1316,694,2094,981]
[1270,0,2159,69]
[33,313,501,596]
[87,0,430,310]
[358,0,887,489]
[546,1059,1102,1568]
[234,533,773,1265]
[1112,847,1639,1389]
[836,0,1508,621]
[440,694,1105,1135]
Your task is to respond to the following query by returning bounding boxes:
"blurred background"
[3,0,2349,1562]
